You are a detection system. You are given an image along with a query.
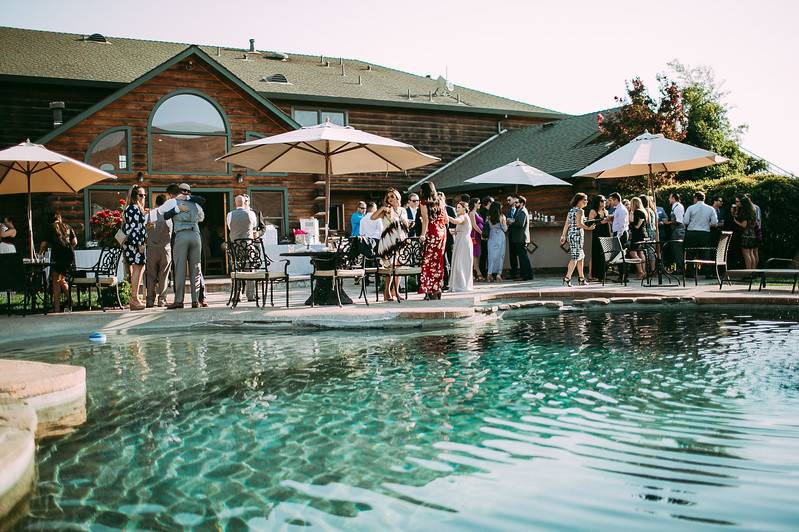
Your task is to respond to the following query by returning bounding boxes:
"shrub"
[656,174,799,261]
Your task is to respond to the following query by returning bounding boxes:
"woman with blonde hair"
[39,211,77,312]
[371,187,409,301]
[559,193,593,286]
[123,184,148,310]
[628,196,648,279]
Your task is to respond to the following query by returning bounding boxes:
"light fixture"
[137,171,145,183]
[236,172,244,184]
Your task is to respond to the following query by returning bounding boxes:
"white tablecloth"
[264,244,326,276]
[75,249,126,279]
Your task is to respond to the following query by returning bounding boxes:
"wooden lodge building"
[0,26,603,273]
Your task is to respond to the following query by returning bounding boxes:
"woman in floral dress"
[123,185,147,310]
[373,188,409,301]
[418,182,447,300]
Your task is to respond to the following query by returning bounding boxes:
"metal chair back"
[716,231,732,265]
[229,238,271,273]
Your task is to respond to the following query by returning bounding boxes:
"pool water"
[9,308,799,530]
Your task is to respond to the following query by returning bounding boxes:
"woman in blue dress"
[559,193,592,286]
[486,202,507,282]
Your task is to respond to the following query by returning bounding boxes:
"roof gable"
[36,45,298,144]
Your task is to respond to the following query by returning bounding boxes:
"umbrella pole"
[27,168,34,259]
[324,149,331,244]
[648,166,659,242]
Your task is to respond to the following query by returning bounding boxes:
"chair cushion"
[685,259,719,265]
[314,269,365,278]
[232,271,287,280]
[379,266,421,275]
[73,276,117,286]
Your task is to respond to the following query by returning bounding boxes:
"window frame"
[85,126,133,174]
[244,131,289,177]
[147,89,231,176]
[83,185,140,241]
[290,107,348,127]
[247,186,289,239]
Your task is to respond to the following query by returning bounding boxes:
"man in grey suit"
[508,195,533,281]
[227,194,257,301]
[145,194,172,307]
[167,183,204,309]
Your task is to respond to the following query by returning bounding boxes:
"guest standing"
[405,193,420,237]
[508,196,533,280]
[664,192,685,273]
[359,202,383,240]
[733,195,758,269]
[478,196,493,278]
[123,185,147,310]
[468,197,484,281]
[418,183,447,300]
[350,201,367,237]
[683,191,718,277]
[0,216,16,254]
[38,212,76,313]
[505,195,519,278]
[227,194,258,302]
[607,193,629,245]
[167,188,204,309]
[587,195,609,281]
[145,195,172,308]
[640,195,657,273]
[628,197,648,279]
[486,202,507,282]
[438,191,457,290]
[448,201,474,292]
[559,193,592,286]
[746,193,762,267]
[373,188,409,301]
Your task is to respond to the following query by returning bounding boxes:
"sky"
[2,0,797,174]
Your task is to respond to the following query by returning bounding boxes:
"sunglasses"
[179,189,191,194]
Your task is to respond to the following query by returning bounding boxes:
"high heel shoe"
[579,278,588,286]
[562,277,572,287]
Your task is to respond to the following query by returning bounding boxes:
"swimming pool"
[9,308,799,529]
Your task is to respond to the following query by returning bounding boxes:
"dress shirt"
[158,197,205,221]
[683,201,718,232]
[359,214,384,239]
[670,202,685,224]
[226,207,258,229]
[147,209,173,231]
[351,211,365,236]
[611,203,629,236]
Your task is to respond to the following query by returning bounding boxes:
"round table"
[280,249,354,306]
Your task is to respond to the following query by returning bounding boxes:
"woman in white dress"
[447,201,474,292]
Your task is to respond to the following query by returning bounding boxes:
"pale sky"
[3,0,797,174]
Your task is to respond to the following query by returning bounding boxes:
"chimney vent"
[49,101,65,129]
[249,38,255,52]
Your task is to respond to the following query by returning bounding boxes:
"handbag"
[114,228,127,246]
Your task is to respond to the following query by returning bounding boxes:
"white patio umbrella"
[465,159,570,192]
[218,119,439,240]
[573,131,728,239]
[0,140,116,258]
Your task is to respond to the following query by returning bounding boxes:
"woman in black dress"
[123,185,147,310]
[39,212,77,312]
[587,195,609,281]
[628,197,648,279]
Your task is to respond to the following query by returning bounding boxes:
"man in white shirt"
[607,193,629,245]
[359,202,383,240]
[664,192,686,273]
[683,191,719,277]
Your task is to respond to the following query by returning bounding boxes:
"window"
[85,188,129,239]
[149,92,229,174]
[86,128,130,173]
[328,204,344,231]
[249,189,288,238]
[292,108,346,127]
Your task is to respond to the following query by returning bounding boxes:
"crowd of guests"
[556,189,763,284]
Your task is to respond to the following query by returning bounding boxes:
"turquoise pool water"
[9,308,799,530]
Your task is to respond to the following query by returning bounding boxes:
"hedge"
[655,174,799,262]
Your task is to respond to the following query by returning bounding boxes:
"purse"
[114,228,127,246]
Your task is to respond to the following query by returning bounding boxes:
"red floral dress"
[419,199,448,294]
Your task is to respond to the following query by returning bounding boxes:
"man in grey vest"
[145,194,172,307]
[227,194,257,301]
[167,183,204,309]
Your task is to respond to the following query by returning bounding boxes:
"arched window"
[148,91,229,174]
[86,127,131,173]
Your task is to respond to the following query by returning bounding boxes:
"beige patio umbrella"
[0,140,116,258]
[218,119,439,240]
[573,131,728,239]
[465,159,571,192]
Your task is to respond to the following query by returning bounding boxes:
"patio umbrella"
[573,131,728,238]
[465,159,571,192]
[0,140,116,258]
[218,119,439,240]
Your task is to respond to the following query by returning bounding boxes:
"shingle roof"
[414,109,619,191]
[0,26,564,118]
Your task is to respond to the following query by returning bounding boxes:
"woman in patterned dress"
[418,182,447,300]
[559,193,592,286]
[373,188,409,301]
[123,185,147,310]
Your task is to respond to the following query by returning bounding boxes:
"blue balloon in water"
[89,332,107,343]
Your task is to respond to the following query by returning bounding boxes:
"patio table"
[637,239,683,287]
[280,249,353,306]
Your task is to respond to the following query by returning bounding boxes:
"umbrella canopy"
[218,120,439,239]
[573,131,728,179]
[573,131,728,241]
[0,140,116,257]
[465,159,570,189]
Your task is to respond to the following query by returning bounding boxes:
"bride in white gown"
[448,201,474,292]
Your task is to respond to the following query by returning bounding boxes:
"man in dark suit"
[508,195,533,281]
[505,195,519,278]
[438,191,457,290]
[479,196,493,278]
[405,193,420,237]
